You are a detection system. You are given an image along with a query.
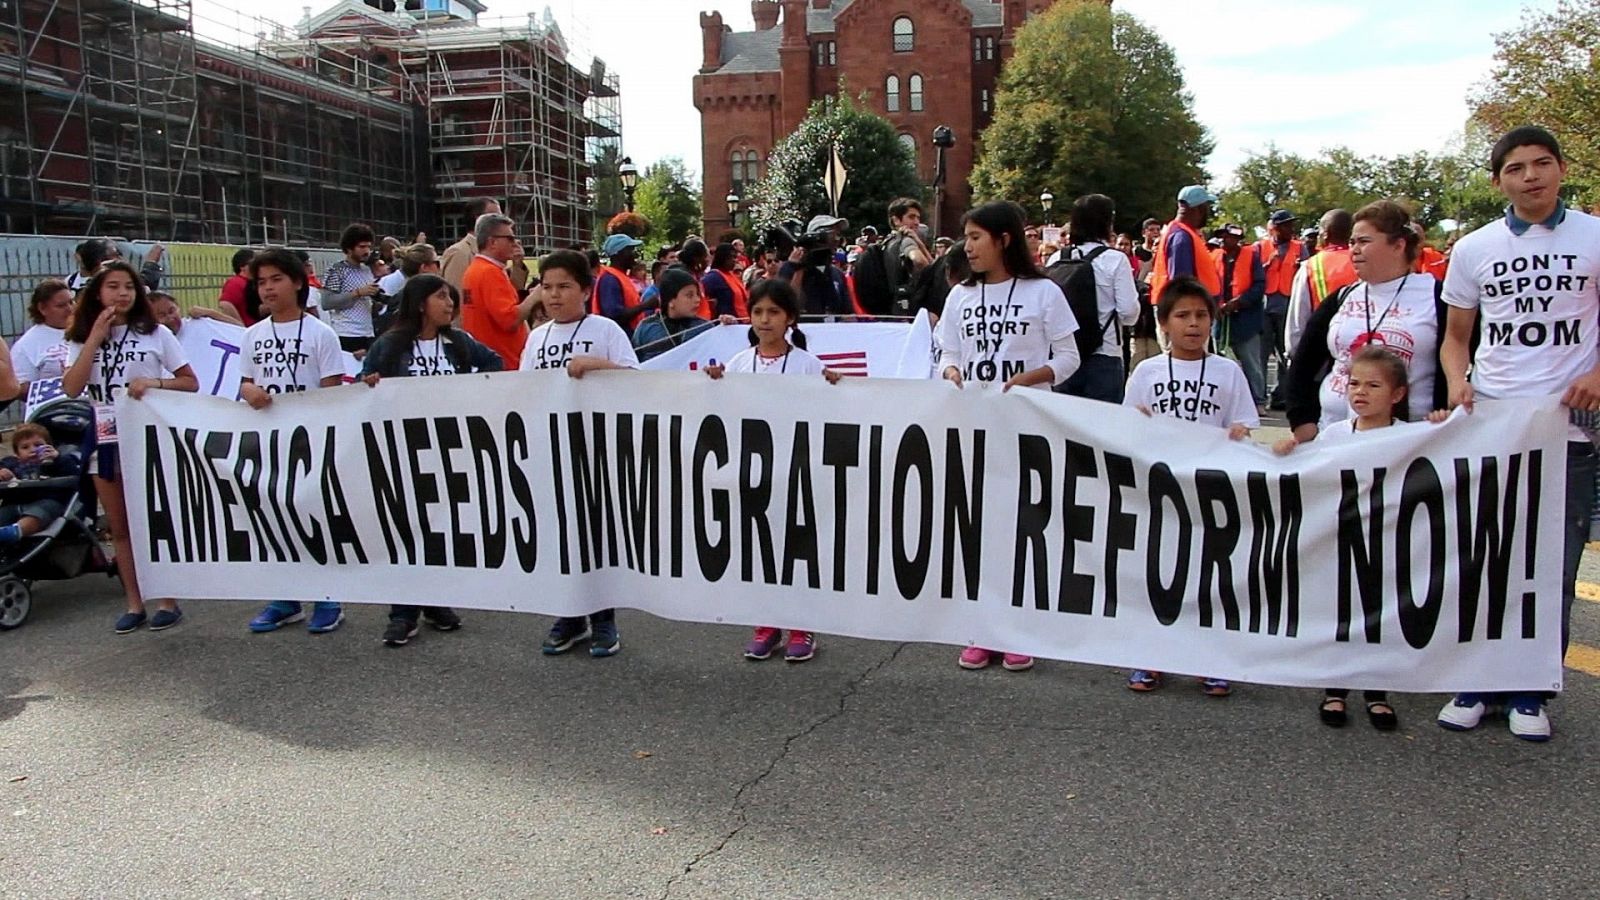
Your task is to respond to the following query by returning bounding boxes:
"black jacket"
[359,327,504,378]
[1284,280,1450,429]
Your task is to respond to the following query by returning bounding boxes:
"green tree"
[745,92,922,234]
[970,0,1211,229]
[1471,0,1600,206]
[590,143,625,244]
[632,158,703,257]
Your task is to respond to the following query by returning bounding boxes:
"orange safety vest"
[1304,246,1356,309]
[1212,244,1256,302]
[1255,237,1303,296]
[1150,220,1223,303]
[698,268,750,320]
[1415,246,1448,280]
[592,265,645,328]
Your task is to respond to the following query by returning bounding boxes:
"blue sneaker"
[249,601,304,633]
[589,620,620,657]
[148,607,183,631]
[307,603,344,634]
[542,617,590,655]
[114,611,147,634]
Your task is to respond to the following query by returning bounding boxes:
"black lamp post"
[1040,190,1054,226]
[726,191,741,229]
[930,125,955,236]
[618,157,638,212]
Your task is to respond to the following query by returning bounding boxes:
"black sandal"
[1366,700,1399,731]
[1319,696,1348,727]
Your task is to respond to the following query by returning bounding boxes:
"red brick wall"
[693,71,783,235]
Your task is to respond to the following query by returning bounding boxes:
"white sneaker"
[1437,693,1488,731]
[1508,699,1552,742]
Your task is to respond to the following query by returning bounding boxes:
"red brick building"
[693,0,1072,237]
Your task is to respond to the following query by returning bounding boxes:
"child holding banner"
[937,200,1081,673]
[61,261,199,634]
[1275,346,1452,729]
[361,274,503,647]
[237,248,352,636]
[1123,276,1259,696]
[519,249,639,658]
[706,279,842,663]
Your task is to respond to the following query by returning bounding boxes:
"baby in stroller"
[0,423,78,543]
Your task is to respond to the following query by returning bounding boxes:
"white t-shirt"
[1313,416,1421,446]
[66,324,188,407]
[12,324,68,383]
[1317,274,1439,429]
[723,345,828,377]
[1124,353,1261,429]
[406,335,458,377]
[1443,207,1600,440]
[238,314,346,393]
[935,276,1079,389]
[519,315,639,371]
[1043,243,1141,358]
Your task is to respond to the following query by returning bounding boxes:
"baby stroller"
[0,399,112,630]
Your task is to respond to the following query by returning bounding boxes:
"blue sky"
[203,0,1561,188]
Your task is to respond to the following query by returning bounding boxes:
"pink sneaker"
[958,646,994,669]
[1001,654,1034,671]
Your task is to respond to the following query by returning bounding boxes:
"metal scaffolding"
[1,0,204,237]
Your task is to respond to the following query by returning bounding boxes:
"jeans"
[1230,333,1266,405]
[1056,353,1125,404]
[1263,296,1290,402]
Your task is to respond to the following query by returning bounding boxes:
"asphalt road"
[4,554,1600,900]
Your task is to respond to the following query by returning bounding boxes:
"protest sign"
[120,373,1566,692]
[641,312,936,379]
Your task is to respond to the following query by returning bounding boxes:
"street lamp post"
[930,125,955,237]
[618,156,638,212]
[1040,190,1054,226]
[726,192,741,230]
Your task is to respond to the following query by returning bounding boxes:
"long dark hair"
[389,274,459,340]
[960,201,1043,285]
[29,279,70,325]
[745,279,808,350]
[66,261,156,343]
[1068,194,1116,246]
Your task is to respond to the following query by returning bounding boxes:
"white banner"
[119,373,1567,692]
[640,312,936,379]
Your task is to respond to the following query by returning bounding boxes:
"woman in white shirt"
[936,200,1080,674]
[61,262,198,634]
[13,279,74,395]
[1045,193,1141,402]
[1283,200,1450,440]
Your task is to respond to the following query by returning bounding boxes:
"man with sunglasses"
[461,214,538,370]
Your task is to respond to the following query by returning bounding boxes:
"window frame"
[908,74,924,112]
[886,74,901,113]
[892,16,914,53]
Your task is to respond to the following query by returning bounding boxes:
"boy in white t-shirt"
[520,250,637,658]
[1123,276,1258,697]
[235,248,351,635]
[1435,126,1600,742]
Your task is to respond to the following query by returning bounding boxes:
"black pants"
[339,335,372,354]
[389,604,455,623]
[557,609,615,626]
[1325,689,1388,702]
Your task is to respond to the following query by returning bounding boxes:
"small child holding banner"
[706,279,841,663]
[61,261,199,634]
[1123,276,1259,696]
[237,248,352,636]
[361,274,503,647]
[520,249,639,659]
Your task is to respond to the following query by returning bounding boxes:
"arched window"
[731,150,747,194]
[908,74,924,112]
[885,74,901,113]
[893,16,914,52]
[744,149,760,183]
[898,133,917,166]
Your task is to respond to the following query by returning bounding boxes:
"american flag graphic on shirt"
[816,350,868,377]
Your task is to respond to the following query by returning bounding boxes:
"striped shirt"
[320,259,376,339]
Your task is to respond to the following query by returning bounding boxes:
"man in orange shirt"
[460,213,538,369]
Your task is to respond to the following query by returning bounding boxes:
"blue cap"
[602,233,643,256]
[1176,185,1218,207]
[1268,209,1298,225]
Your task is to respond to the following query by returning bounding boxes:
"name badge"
[93,402,118,446]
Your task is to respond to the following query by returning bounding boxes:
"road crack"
[658,642,908,899]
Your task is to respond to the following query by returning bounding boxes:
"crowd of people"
[3,125,1596,743]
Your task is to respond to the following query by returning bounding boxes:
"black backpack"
[1045,245,1114,360]
[851,243,894,315]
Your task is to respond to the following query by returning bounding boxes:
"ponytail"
[790,325,808,351]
